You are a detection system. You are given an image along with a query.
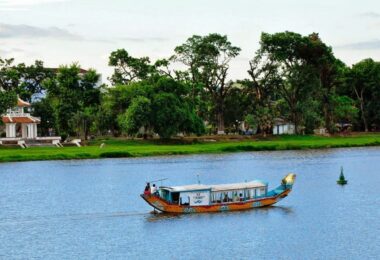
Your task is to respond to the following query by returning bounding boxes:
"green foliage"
[151,93,186,138]
[0,90,17,116]
[43,64,101,137]
[332,95,358,124]
[346,58,380,131]
[174,33,241,133]
[108,49,154,85]
[32,98,55,136]
[112,77,205,139]
[2,31,380,140]
[0,58,52,101]
[118,96,151,136]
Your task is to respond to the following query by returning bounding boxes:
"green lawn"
[0,134,380,163]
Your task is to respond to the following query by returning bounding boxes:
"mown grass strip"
[0,134,379,163]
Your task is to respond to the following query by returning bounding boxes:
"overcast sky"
[1,0,380,82]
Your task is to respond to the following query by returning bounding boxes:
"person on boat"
[239,193,244,201]
[151,184,157,196]
[144,182,151,195]
[233,192,239,202]
[223,193,229,202]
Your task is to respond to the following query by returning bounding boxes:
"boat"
[141,173,296,213]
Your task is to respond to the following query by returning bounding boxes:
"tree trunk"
[355,88,368,132]
[216,100,225,135]
[293,111,300,135]
[323,97,333,134]
[360,99,368,132]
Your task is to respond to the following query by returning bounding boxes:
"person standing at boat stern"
[144,183,151,195]
[151,184,158,196]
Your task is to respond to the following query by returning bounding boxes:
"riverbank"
[0,133,379,163]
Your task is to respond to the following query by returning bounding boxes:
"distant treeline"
[1,31,380,139]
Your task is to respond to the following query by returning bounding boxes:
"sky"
[1,0,380,83]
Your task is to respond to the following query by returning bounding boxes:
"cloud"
[0,0,69,11]
[336,40,380,50]
[360,12,380,18]
[0,23,81,40]
[0,0,67,6]
[119,36,169,43]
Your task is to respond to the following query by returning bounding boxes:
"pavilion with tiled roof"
[1,97,40,139]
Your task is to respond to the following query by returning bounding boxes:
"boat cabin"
[158,181,268,206]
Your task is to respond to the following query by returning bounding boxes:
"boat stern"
[140,194,167,212]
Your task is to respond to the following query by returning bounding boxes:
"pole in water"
[337,166,348,185]
[197,174,200,184]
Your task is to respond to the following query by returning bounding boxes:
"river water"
[0,147,379,259]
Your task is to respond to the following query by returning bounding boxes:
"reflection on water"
[0,147,379,259]
[146,205,294,223]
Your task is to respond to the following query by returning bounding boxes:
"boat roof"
[161,181,267,193]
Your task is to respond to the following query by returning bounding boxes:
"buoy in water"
[337,166,348,185]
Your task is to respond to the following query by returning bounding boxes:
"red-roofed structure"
[1,97,40,139]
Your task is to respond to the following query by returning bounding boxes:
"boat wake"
[0,211,148,226]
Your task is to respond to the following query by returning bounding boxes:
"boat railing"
[210,194,270,204]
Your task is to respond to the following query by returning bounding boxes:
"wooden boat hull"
[141,188,292,214]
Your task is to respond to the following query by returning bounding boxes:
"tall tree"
[116,77,204,139]
[0,58,20,91]
[256,31,326,134]
[174,33,241,134]
[246,51,281,134]
[0,58,51,101]
[305,33,347,133]
[108,49,154,85]
[347,58,380,132]
[43,64,101,137]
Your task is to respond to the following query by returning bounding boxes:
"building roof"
[161,181,267,193]
[273,117,294,125]
[17,98,31,107]
[2,116,40,124]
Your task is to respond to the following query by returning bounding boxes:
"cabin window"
[180,193,190,205]
[248,189,254,199]
[171,192,180,204]
[211,192,221,203]
[160,189,170,201]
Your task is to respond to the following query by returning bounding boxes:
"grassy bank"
[0,134,380,163]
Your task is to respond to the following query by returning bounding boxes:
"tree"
[174,33,241,134]
[0,58,51,101]
[223,85,251,132]
[118,96,151,137]
[0,58,20,91]
[108,49,154,85]
[257,31,324,134]
[69,107,96,140]
[32,98,55,136]
[347,58,380,132]
[332,95,358,127]
[305,33,347,133]
[116,77,205,139]
[245,50,281,134]
[43,64,101,137]
[101,82,152,135]
[0,90,17,116]
[17,60,52,101]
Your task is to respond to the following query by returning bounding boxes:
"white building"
[272,118,295,135]
[2,98,40,139]
[0,97,62,147]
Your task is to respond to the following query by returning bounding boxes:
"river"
[0,147,379,259]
